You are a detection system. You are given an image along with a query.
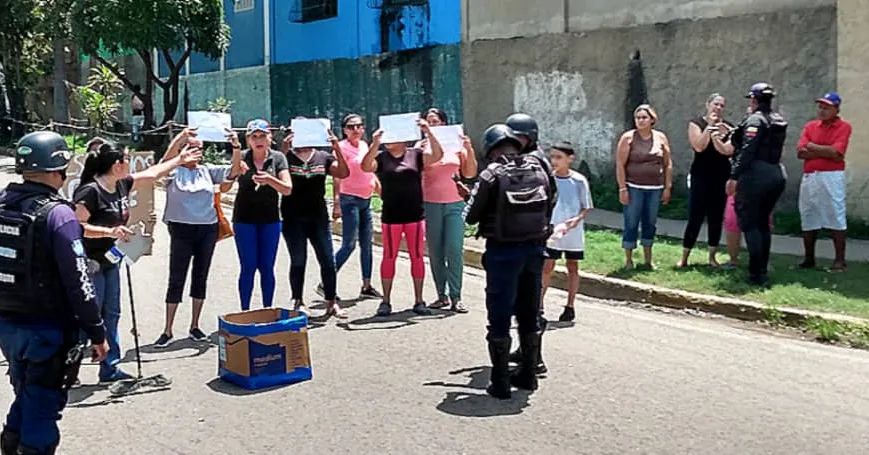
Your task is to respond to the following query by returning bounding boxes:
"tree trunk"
[141,51,155,129]
[52,39,69,123]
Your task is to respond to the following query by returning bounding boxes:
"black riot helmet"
[14,131,72,175]
[746,82,776,101]
[482,124,523,159]
[505,113,539,146]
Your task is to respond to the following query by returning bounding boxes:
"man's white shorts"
[799,170,847,231]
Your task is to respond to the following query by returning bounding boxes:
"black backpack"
[0,192,65,315]
[493,154,553,242]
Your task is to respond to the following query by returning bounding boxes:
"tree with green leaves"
[0,0,53,125]
[69,0,230,128]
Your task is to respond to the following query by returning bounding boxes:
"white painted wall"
[513,70,616,171]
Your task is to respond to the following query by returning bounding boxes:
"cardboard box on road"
[218,308,312,390]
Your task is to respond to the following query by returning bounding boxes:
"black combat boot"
[510,331,541,391]
[536,317,548,375]
[486,337,512,400]
[509,318,547,376]
[0,428,19,455]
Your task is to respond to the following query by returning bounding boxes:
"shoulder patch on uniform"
[745,126,758,137]
[72,239,86,257]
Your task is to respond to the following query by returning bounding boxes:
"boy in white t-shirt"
[544,142,593,322]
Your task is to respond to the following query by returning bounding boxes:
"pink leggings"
[381,221,426,280]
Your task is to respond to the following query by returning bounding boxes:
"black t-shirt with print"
[73,175,134,264]
[233,149,289,224]
[375,147,425,224]
[280,150,335,219]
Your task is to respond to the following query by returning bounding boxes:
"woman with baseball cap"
[232,119,292,310]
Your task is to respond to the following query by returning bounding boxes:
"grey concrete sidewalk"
[586,209,869,262]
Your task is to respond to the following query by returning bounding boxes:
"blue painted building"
[160,0,463,127]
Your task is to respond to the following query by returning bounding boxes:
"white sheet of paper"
[115,225,154,264]
[291,118,332,148]
[187,111,232,142]
[429,125,464,154]
[379,113,421,144]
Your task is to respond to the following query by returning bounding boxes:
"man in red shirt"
[797,92,852,271]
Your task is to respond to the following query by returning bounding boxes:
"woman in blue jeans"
[74,141,201,383]
[233,119,292,311]
[280,126,349,316]
[615,105,673,269]
[418,108,477,312]
[332,114,382,300]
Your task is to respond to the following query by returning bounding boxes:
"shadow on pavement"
[308,296,367,311]
[68,383,111,405]
[119,337,214,364]
[424,366,531,417]
[68,384,170,407]
[205,378,296,396]
[545,320,576,332]
[336,309,455,332]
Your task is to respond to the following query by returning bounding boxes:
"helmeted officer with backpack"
[505,113,551,376]
[464,123,556,399]
[0,132,109,454]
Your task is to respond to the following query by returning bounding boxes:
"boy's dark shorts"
[545,248,584,261]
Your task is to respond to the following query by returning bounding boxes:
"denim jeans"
[622,187,663,250]
[424,201,465,300]
[0,320,69,452]
[92,263,122,380]
[282,214,337,301]
[482,240,544,339]
[334,194,373,281]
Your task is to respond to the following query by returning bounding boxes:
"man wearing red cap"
[796,92,853,271]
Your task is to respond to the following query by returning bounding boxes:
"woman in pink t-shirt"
[418,108,478,313]
[332,114,382,300]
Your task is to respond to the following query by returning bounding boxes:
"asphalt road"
[1,158,868,454]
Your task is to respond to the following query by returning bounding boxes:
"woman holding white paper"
[332,114,382,300]
[417,108,477,313]
[74,139,201,383]
[279,123,350,318]
[361,117,443,317]
[153,128,244,348]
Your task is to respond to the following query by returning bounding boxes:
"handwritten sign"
[188,111,232,142]
[62,150,156,255]
[379,113,421,144]
[429,125,464,154]
[290,118,331,148]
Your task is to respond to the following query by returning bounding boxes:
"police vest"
[0,191,68,316]
[492,154,554,243]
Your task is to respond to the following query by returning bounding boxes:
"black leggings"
[736,164,786,279]
[683,175,728,249]
[166,222,219,304]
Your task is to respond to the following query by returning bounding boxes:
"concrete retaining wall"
[462,6,836,209]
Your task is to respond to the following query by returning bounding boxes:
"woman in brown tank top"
[615,105,673,269]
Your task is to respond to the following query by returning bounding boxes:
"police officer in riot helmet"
[726,83,788,287]
[0,131,108,454]
[464,124,556,399]
[505,112,550,375]
[506,112,551,169]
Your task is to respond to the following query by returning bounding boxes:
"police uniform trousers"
[0,319,71,452]
[482,240,544,339]
[735,161,786,280]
